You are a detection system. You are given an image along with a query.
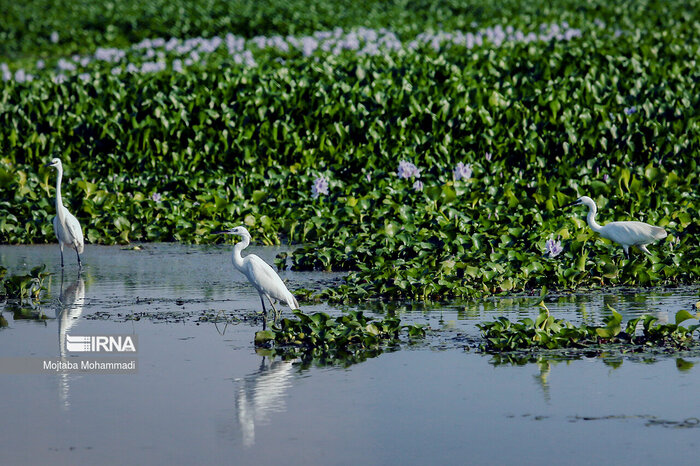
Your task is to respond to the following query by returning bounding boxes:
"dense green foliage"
[254,310,425,361]
[0,264,49,303]
[4,0,689,59]
[0,265,50,321]
[478,304,700,352]
[1,0,698,300]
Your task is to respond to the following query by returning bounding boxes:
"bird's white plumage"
[54,205,84,254]
[598,221,666,246]
[241,254,299,309]
[219,225,298,326]
[569,195,667,257]
[46,158,84,267]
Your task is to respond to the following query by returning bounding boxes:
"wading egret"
[45,158,84,268]
[563,196,667,258]
[215,226,298,328]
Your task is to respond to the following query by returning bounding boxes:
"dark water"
[1,244,699,465]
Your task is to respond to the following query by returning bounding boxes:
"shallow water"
[1,244,699,465]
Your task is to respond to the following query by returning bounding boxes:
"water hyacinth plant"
[311,175,329,199]
[453,162,473,181]
[545,238,563,258]
[397,160,421,180]
[0,0,698,302]
[478,305,700,353]
[254,310,425,357]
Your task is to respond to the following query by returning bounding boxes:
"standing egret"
[45,158,84,268]
[216,226,298,328]
[563,196,667,258]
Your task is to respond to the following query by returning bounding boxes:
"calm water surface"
[1,244,699,465]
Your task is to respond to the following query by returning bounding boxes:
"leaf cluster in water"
[255,310,425,360]
[478,304,700,352]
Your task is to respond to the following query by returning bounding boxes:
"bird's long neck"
[55,165,66,221]
[586,203,603,233]
[231,234,250,270]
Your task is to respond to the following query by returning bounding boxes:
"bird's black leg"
[267,297,280,325]
[624,248,629,260]
[260,295,268,330]
[76,249,82,269]
[59,269,65,303]
[60,248,64,268]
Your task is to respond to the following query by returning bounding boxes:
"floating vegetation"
[1,265,50,305]
[1,1,698,303]
[254,310,426,361]
[478,303,700,353]
[0,265,51,321]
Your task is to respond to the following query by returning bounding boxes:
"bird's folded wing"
[246,255,289,293]
[64,211,84,247]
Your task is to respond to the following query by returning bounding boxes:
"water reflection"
[235,356,295,447]
[55,271,85,409]
[487,351,698,404]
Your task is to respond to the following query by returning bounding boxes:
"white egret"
[564,196,667,258]
[216,226,298,328]
[45,158,84,268]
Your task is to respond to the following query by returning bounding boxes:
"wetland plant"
[478,304,700,353]
[1,265,50,304]
[255,310,426,358]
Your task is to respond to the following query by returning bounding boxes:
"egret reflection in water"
[55,271,85,409]
[235,356,295,447]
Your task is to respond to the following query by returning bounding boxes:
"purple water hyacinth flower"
[1,63,10,81]
[50,32,59,44]
[365,172,372,182]
[151,193,162,202]
[311,175,329,199]
[453,162,473,181]
[397,160,421,179]
[624,106,637,115]
[485,152,492,161]
[413,180,424,191]
[545,237,563,258]
[14,69,27,83]
[603,174,609,182]
[57,58,76,72]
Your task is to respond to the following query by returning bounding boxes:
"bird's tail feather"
[651,226,667,239]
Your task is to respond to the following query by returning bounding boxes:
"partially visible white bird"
[564,195,667,258]
[216,226,298,328]
[45,158,84,268]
